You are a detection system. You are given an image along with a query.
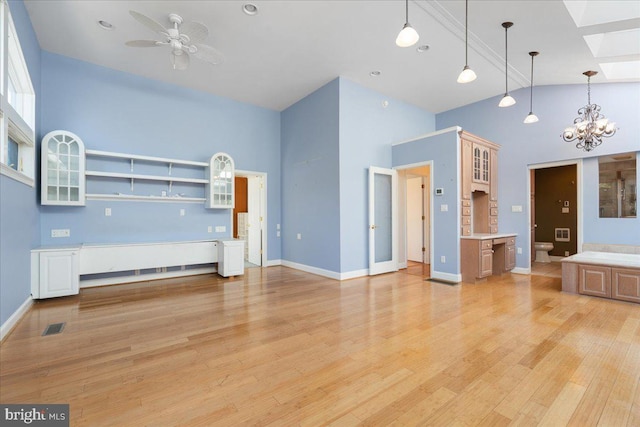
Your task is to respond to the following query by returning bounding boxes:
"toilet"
[534,242,554,263]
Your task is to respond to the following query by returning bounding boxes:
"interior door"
[369,166,398,275]
[247,176,262,266]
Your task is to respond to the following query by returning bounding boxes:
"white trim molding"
[0,163,34,187]
[430,270,462,283]
[0,296,32,342]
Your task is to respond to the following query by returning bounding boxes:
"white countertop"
[562,251,640,269]
[461,233,517,240]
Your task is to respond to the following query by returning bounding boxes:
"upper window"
[0,0,35,185]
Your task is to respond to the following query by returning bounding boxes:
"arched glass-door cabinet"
[206,152,234,209]
[41,130,85,206]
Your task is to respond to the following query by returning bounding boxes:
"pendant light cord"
[464,0,469,64]
[587,75,591,105]
[406,0,409,24]
[529,54,534,111]
[504,25,508,93]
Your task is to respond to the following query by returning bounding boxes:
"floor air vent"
[42,322,65,336]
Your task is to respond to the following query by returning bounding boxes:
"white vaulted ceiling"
[23,0,640,112]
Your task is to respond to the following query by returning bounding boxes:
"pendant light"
[498,22,515,107]
[524,51,539,124]
[457,0,476,83]
[396,0,419,47]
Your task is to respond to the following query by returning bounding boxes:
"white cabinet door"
[32,249,80,299]
[218,240,245,277]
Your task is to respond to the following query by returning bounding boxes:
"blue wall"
[437,83,640,267]
[1,0,41,326]
[338,78,435,273]
[392,129,459,279]
[39,53,282,258]
[281,79,341,271]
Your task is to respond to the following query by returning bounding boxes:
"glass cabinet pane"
[207,153,235,209]
[41,131,85,206]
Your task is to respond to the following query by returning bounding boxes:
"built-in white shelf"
[84,149,210,201]
[86,194,205,203]
[85,149,208,167]
[85,170,208,184]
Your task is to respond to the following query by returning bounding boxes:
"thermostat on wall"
[435,188,444,196]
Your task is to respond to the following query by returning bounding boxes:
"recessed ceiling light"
[98,20,114,30]
[416,45,430,53]
[242,3,258,15]
[370,71,381,77]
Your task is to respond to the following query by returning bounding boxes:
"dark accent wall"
[535,165,577,256]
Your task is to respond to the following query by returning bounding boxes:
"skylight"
[600,61,640,80]
[583,29,640,58]
[563,0,640,27]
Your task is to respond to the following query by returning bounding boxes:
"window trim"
[0,0,35,187]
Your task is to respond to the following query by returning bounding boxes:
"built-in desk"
[461,233,516,282]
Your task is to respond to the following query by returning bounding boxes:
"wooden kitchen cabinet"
[459,131,500,235]
[461,235,517,282]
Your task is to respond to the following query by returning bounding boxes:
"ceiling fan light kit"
[126,10,224,71]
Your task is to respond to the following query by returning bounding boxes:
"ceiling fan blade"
[171,52,190,70]
[180,21,209,44]
[125,40,161,48]
[129,10,167,35]
[192,44,224,65]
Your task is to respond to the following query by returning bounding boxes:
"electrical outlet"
[440,204,448,212]
[207,226,213,233]
[105,207,112,216]
[517,247,522,254]
[440,255,446,263]
[277,231,281,237]
[51,229,70,238]
[215,226,226,232]
[297,233,302,240]
[277,224,281,230]
[180,209,185,216]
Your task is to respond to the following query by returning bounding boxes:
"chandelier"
[562,71,616,152]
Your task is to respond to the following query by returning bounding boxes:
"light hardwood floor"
[1,267,639,426]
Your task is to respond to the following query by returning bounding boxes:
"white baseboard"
[430,270,462,283]
[80,267,217,288]
[511,267,530,275]
[281,260,370,281]
[339,269,368,280]
[281,260,341,280]
[1,296,32,342]
[265,259,282,267]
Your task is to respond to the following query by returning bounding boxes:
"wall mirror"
[598,152,637,218]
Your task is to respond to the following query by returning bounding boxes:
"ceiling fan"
[126,10,224,70]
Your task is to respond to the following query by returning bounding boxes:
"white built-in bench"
[32,239,245,299]
[561,244,640,304]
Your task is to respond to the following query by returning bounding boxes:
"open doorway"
[529,161,580,276]
[398,164,432,278]
[233,171,268,268]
